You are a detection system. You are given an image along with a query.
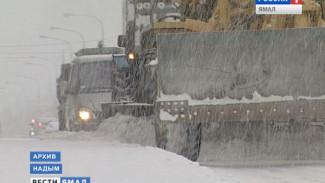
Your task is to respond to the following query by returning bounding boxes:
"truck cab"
[60,47,129,131]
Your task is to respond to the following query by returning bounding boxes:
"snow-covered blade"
[157,28,325,99]
[156,27,325,163]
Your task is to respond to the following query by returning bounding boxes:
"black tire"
[155,121,202,162]
[179,123,202,161]
[155,121,167,149]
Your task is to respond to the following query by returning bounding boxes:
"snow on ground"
[2,136,325,183]
[0,138,220,183]
[212,166,325,183]
[40,114,156,147]
[1,114,325,183]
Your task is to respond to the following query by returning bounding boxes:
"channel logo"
[256,0,302,14]
[30,177,90,183]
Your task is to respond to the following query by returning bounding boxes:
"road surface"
[1,132,324,183]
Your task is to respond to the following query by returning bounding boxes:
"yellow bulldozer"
[174,0,325,30]
[108,0,325,165]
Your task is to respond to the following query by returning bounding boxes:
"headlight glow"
[128,52,135,61]
[78,108,93,121]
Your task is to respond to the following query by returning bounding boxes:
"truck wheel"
[155,122,202,161]
[179,123,202,161]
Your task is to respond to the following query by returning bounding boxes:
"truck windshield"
[113,56,130,70]
[70,61,113,94]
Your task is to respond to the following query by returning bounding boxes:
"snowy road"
[0,137,217,183]
[1,116,324,183]
[212,165,325,183]
[1,135,325,183]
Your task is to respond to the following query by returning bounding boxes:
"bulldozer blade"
[156,28,325,164]
[157,28,325,99]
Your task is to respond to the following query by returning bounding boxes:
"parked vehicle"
[29,117,59,136]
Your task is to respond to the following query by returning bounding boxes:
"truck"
[102,0,325,164]
[59,47,130,131]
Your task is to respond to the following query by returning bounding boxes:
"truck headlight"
[78,108,93,121]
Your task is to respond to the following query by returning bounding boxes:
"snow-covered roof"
[73,55,113,63]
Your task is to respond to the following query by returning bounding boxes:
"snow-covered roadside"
[0,138,221,183]
[2,137,324,183]
[212,166,325,183]
[1,113,325,183]
[39,114,156,147]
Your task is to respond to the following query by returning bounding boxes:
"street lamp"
[64,13,105,46]
[40,35,73,59]
[50,26,85,49]
[28,56,58,77]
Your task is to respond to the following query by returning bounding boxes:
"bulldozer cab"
[174,0,325,30]
[120,0,152,52]
[122,0,325,53]
[120,0,182,53]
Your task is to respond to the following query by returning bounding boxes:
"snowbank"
[0,138,219,183]
[96,114,155,146]
[38,114,155,146]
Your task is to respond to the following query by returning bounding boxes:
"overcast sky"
[0,0,123,123]
[0,0,122,59]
